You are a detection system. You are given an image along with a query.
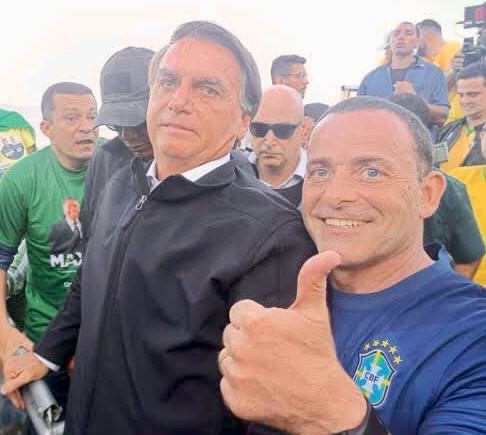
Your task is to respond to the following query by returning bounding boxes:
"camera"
[461,3,486,66]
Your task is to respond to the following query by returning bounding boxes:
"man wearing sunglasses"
[249,85,306,208]
[271,55,309,98]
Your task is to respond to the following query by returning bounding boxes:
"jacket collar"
[130,156,237,202]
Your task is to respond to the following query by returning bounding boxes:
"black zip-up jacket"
[80,136,257,240]
[436,118,486,167]
[36,158,316,434]
[80,136,133,240]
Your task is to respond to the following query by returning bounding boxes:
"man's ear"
[236,114,251,140]
[274,76,284,85]
[419,170,447,219]
[40,120,52,140]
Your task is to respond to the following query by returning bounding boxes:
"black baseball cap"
[95,46,155,128]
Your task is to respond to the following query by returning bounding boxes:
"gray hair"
[150,21,261,118]
[320,96,433,178]
[148,45,169,88]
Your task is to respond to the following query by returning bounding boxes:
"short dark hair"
[41,82,94,121]
[304,103,329,122]
[163,20,261,118]
[457,60,486,82]
[417,19,442,34]
[320,96,433,178]
[395,22,419,37]
[388,93,432,128]
[271,55,306,84]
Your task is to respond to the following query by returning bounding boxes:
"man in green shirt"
[0,82,97,410]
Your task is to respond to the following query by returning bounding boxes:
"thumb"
[290,251,341,320]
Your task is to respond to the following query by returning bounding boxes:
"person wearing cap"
[0,82,97,415]
[301,102,329,148]
[81,46,155,239]
[377,30,393,65]
[1,21,316,434]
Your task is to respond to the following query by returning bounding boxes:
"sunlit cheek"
[302,188,321,217]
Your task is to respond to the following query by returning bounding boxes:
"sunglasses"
[249,122,300,140]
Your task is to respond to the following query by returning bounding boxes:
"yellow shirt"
[0,128,36,177]
[449,165,486,286]
[447,92,463,123]
[440,124,476,173]
[422,41,463,123]
[423,41,462,72]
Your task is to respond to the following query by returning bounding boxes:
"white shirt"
[36,153,231,372]
[146,154,231,191]
[66,217,83,238]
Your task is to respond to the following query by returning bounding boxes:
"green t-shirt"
[0,146,86,342]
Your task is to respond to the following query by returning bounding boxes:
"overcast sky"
[0,0,477,144]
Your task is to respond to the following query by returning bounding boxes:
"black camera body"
[462,3,486,66]
[463,36,486,66]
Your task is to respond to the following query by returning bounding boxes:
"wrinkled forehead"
[392,22,417,36]
[160,37,242,80]
[308,111,416,162]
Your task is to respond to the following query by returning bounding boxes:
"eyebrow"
[307,156,395,168]
[157,68,177,78]
[158,69,228,87]
[193,77,228,90]
[62,107,97,113]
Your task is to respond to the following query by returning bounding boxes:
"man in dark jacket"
[81,46,155,239]
[2,21,316,435]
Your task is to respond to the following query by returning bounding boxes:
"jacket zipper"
[85,197,146,425]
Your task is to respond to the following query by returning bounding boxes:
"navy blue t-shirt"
[329,245,486,434]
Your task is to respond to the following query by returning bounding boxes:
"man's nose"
[79,116,95,132]
[168,81,192,113]
[321,170,358,205]
[263,129,278,146]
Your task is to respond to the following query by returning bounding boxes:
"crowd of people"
[0,16,485,435]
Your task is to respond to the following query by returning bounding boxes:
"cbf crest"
[353,339,402,408]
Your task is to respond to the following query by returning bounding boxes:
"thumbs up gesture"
[219,251,367,434]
